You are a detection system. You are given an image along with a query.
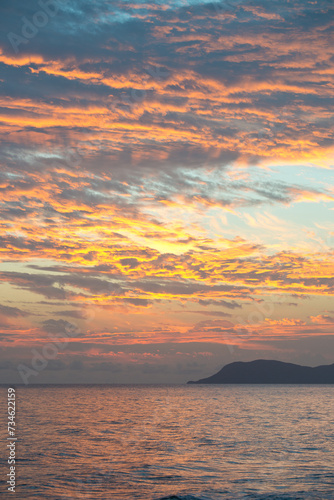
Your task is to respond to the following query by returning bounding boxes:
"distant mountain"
[187,359,334,384]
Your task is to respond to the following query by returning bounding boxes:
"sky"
[0,0,333,384]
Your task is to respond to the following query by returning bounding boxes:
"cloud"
[0,0,332,175]
[42,318,78,334]
[0,0,333,382]
[310,314,334,324]
[0,304,29,317]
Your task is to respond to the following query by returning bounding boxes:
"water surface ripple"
[0,385,333,499]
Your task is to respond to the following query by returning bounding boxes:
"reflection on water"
[0,384,333,499]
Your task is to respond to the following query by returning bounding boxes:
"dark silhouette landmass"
[187,359,334,384]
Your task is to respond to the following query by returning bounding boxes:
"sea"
[0,385,333,499]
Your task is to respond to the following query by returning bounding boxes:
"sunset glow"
[0,0,333,383]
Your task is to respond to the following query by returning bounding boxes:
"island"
[187,359,334,384]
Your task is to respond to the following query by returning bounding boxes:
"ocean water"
[1,385,333,499]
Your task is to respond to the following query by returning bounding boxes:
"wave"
[156,496,209,500]
[155,494,334,500]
